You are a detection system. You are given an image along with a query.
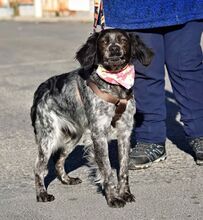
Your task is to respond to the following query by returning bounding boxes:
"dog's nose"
[109,44,120,55]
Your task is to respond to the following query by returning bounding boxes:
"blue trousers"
[134,20,203,143]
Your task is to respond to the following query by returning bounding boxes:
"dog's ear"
[129,33,154,66]
[75,32,99,68]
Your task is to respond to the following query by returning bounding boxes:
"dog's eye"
[101,39,109,45]
[121,38,127,43]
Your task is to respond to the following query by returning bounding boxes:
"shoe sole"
[129,154,167,170]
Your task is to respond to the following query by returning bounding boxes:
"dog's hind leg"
[54,147,82,185]
[34,139,55,202]
[53,119,84,185]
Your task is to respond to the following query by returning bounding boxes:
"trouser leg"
[134,30,166,143]
[165,20,203,138]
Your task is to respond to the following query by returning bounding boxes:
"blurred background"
[0,0,93,19]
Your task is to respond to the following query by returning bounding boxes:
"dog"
[31,29,153,208]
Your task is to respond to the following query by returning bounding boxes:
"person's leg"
[129,30,167,169]
[165,20,203,165]
[134,30,166,143]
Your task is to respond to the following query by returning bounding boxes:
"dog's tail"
[30,79,51,134]
[30,74,61,134]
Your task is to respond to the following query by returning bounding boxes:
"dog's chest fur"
[80,69,134,130]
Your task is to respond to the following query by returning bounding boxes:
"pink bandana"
[96,64,135,89]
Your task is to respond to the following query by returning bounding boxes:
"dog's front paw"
[37,192,55,202]
[107,197,126,208]
[121,192,135,203]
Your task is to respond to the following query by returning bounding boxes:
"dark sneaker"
[129,142,166,170]
[188,137,203,165]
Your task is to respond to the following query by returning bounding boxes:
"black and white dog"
[31,29,153,208]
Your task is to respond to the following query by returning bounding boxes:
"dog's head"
[76,29,154,71]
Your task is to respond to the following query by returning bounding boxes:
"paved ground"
[0,21,202,220]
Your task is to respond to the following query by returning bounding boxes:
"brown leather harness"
[87,80,133,127]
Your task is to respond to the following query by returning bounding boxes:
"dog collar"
[96,64,135,89]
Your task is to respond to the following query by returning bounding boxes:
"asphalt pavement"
[0,21,202,220]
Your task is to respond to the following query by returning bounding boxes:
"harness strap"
[87,80,132,127]
[93,0,105,32]
[111,99,128,127]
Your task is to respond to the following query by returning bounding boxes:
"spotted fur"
[31,29,153,207]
